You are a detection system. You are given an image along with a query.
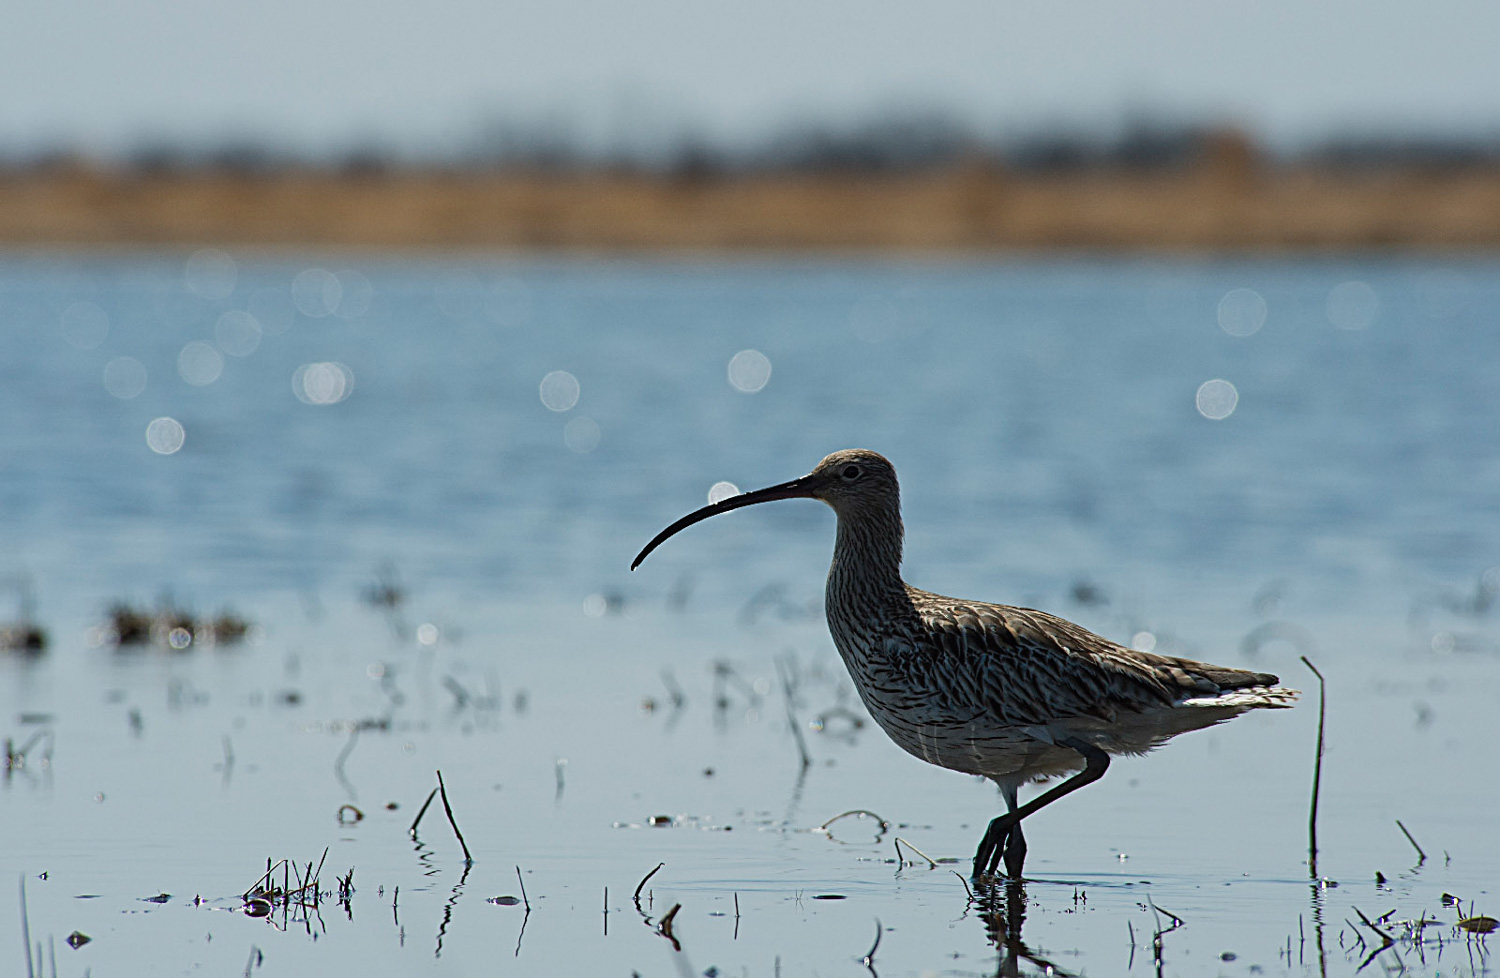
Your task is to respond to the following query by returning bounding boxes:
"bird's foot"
[972,815,1019,880]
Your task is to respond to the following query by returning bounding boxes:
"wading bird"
[632,449,1297,879]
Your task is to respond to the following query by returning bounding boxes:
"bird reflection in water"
[972,879,1074,978]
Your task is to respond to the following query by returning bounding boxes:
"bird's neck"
[825,507,908,643]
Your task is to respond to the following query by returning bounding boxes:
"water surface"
[2,253,1497,976]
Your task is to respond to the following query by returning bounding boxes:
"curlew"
[632,449,1298,879]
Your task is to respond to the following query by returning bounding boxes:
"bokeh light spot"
[145,417,186,454]
[564,416,601,453]
[292,268,342,318]
[1326,280,1378,330]
[539,371,580,412]
[60,301,110,349]
[184,248,237,300]
[177,341,224,386]
[708,481,740,505]
[214,310,262,357]
[293,362,354,405]
[727,349,772,393]
[1216,288,1267,337]
[1195,378,1239,420]
[103,357,148,399]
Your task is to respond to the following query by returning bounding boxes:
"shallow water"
[2,252,1498,976]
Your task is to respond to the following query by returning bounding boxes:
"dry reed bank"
[5,156,1500,250]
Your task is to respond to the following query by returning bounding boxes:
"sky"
[3,0,1499,161]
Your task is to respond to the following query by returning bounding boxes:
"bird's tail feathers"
[1182,685,1300,709]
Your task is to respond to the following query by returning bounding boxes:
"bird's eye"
[841,464,861,480]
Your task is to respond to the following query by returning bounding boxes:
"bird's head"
[800,448,901,514]
[630,449,900,570]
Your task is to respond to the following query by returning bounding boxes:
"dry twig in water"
[514,866,530,912]
[1300,655,1326,873]
[436,770,473,864]
[1396,820,1427,863]
[240,848,330,928]
[1351,905,1397,969]
[634,862,664,909]
[818,809,890,833]
[862,918,883,970]
[893,837,938,869]
[657,903,682,951]
[20,875,34,978]
[408,787,439,835]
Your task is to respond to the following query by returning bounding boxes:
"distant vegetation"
[7,113,1500,177]
[3,115,1499,249]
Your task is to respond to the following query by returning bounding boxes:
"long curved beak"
[631,476,817,570]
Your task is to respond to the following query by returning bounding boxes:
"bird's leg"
[1002,820,1027,879]
[973,738,1111,880]
[974,784,1020,883]
[991,783,1027,879]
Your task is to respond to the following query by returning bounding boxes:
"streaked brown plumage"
[632,449,1298,879]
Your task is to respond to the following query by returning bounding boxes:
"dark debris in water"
[65,931,91,949]
[361,564,406,610]
[101,601,252,650]
[0,622,47,653]
[240,849,336,927]
[5,728,54,773]
[0,577,47,652]
[1457,916,1498,934]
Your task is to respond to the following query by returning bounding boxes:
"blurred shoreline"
[6,149,1500,252]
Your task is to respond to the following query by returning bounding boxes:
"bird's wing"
[907,591,1274,727]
